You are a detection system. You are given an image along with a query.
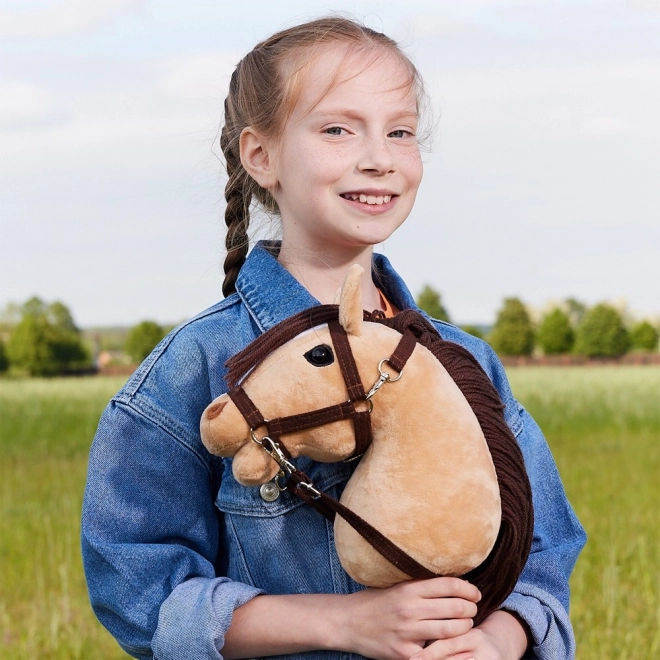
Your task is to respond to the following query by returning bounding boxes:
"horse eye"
[304,344,334,367]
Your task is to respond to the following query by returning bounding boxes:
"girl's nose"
[357,136,395,175]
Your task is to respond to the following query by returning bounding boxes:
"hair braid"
[221,73,251,298]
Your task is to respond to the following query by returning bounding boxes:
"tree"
[537,308,574,355]
[416,285,451,323]
[630,320,659,352]
[125,321,166,363]
[489,298,535,356]
[0,340,8,373]
[6,298,88,376]
[574,304,630,357]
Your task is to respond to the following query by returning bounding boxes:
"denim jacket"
[82,242,586,660]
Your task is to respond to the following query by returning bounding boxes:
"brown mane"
[225,306,534,624]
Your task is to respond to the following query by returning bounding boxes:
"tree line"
[416,285,659,357]
[1,290,658,377]
[0,298,168,377]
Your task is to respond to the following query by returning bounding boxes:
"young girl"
[82,17,586,660]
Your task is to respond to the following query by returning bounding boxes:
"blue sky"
[1,0,659,326]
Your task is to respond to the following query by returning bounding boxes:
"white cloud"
[156,53,242,101]
[0,80,63,130]
[0,0,144,38]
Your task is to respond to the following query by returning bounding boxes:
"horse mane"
[225,306,534,624]
[372,310,534,623]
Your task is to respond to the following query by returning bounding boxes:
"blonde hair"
[221,17,426,297]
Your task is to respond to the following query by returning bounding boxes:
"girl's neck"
[277,242,382,310]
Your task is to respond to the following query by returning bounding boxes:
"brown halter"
[226,318,437,580]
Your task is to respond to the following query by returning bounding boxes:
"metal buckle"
[297,480,321,499]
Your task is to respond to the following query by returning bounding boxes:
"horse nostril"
[205,400,227,420]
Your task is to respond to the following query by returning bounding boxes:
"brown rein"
[226,319,436,580]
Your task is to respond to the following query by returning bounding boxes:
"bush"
[125,321,166,363]
[5,299,88,376]
[630,320,659,352]
[489,298,535,356]
[416,285,451,323]
[574,304,630,357]
[537,308,574,355]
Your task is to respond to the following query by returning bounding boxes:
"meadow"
[0,367,658,659]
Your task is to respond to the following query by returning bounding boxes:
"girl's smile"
[267,46,423,257]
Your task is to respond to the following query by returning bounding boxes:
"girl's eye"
[304,344,335,367]
[324,127,346,136]
[388,129,413,139]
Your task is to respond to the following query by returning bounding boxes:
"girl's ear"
[239,127,278,189]
[339,264,364,336]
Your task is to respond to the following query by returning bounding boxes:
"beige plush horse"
[200,265,533,623]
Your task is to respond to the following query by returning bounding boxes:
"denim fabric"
[82,241,586,660]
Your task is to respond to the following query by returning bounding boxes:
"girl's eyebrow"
[310,108,419,122]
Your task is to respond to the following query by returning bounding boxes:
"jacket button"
[260,482,280,502]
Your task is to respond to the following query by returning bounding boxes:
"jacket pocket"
[215,457,354,594]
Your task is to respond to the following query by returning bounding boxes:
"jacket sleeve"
[81,401,263,660]
[479,344,586,660]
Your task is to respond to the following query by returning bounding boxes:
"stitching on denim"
[237,286,267,333]
[225,514,257,586]
[115,400,213,477]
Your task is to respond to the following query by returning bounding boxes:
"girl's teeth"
[344,194,392,205]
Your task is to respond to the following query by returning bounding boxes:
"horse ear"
[339,264,364,336]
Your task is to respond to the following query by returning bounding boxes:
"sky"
[1,0,659,327]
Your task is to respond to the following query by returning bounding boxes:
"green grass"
[1,368,659,659]
[1,377,130,659]
[507,367,660,660]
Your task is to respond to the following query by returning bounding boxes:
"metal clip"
[260,436,297,475]
[365,358,403,400]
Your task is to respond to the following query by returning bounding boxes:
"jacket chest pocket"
[215,457,354,594]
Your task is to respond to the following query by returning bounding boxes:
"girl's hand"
[408,610,532,660]
[338,577,481,660]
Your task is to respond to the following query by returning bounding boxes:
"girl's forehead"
[291,45,416,119]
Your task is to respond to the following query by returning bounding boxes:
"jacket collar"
[235,241,418,333]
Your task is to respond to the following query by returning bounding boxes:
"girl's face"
[269,46,423,258]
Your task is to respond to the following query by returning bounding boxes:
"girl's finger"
[419,597,479,621]
[412,577,482,602]
[417,616,473,640]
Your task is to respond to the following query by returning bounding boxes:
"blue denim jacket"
[82,242,586,660]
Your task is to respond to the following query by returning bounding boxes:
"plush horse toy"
[200,265,533,624]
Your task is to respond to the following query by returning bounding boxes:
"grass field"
[1,367,659,659]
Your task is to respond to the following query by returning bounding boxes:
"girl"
[82,17,586,660]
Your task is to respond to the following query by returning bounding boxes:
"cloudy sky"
[2,0,659,327]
